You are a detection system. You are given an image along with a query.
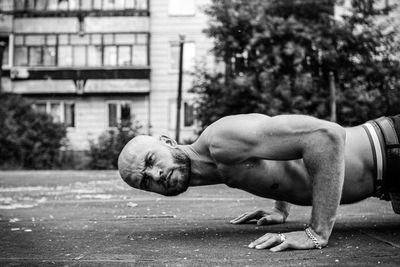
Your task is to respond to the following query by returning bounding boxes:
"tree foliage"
[0,93,67,169]
[87,121,142,170]
[191,0,400,130]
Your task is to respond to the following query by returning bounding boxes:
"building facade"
[0,0,213,151]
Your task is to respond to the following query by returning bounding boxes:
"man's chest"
[215,159,312,202]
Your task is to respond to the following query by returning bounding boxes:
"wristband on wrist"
[305,227,323,249]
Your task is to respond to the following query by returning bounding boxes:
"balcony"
[4,66,150,81]
[3,32,151,81]
[0,0,150,17]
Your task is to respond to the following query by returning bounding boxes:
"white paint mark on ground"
[0,179,129,210]
[127,202,138,208]
[0,203,38,209]
[75,194,114,200]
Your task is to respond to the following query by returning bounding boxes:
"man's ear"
[159,135,178,148]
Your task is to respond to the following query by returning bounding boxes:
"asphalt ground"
[0,170,399,266]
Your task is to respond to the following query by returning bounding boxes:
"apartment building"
[0,0,213,151]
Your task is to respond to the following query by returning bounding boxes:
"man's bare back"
[202,124,374,205]
[118,113,396,251]
[185,114,373,202]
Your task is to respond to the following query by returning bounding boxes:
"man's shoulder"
[198,114,269,163]
[209,113,267,130]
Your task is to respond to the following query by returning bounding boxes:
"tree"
[191,0,400,131]
[0,93,67,169]
[87,120,142,170]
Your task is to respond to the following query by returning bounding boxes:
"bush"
[0,93,67,169]
[87,121,142,170]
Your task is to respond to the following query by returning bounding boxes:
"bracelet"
[305,227,323,249]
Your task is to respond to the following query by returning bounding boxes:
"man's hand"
[248,230,327,252]
[230,208,286,225]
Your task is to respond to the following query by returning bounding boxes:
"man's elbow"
[323,124,346,145]
[316,124,346,153]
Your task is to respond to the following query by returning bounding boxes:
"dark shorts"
[371,115,400,200]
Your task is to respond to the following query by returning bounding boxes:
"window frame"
[0,35,11,68]
[168,98,196,130]
[168,41,196,73]
[33,100,76,128]
[13,32,149,67]
[106,101,133,128]
[12,0,149,11]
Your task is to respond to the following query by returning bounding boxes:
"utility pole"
[175,35,185,143]
[0,41,5,94]
[329,71,337,123]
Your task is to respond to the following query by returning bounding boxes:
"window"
[93,0,102,9]
[28,47,42,66]
[73,46,87,66]
[87,46,102,66]
[0,0,13,10]
[118,46,131,66]
[183,102,194,127]
[34,103,47,114]
[14,47,28,66]
[50,103,62,123]
[14,35,56,66]
[43,47,56,66]
[33,101,75,127]
[170,42,196,72]
[13,0,149,11]
[120,103,131,126]
[169,0,195,16]
[14,33,149,67]
[169,100,195,129]
[104,46,117,66]
[0,38,9,66]
[107,102,132,127]
[136,0,148,10]
[58,46,73,66]
[64,103,75,127]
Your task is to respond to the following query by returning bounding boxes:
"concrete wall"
[149,0,214,140]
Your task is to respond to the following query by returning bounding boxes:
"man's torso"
[194,116,375,205]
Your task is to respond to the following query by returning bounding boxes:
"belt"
[363,121,385,198]
[373,117,400,199]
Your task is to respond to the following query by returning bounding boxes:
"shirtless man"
[118,114,400,251]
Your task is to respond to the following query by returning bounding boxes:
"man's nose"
[146,167,163,181]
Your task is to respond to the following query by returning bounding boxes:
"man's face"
[118,136,190,196]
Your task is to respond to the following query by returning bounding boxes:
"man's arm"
[208,114,346,250]
[273,200,291,220]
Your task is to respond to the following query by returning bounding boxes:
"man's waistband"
[362,117,400,199]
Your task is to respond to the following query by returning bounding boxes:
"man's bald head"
[118,135,190,196]
[118,135,158,185]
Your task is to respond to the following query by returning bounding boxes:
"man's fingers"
[270,241,290,252]
[254,236,282,250]
[248,233,272,248]
[230,212,257,224]
[257,216,271,225]
[230,212,249,224]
